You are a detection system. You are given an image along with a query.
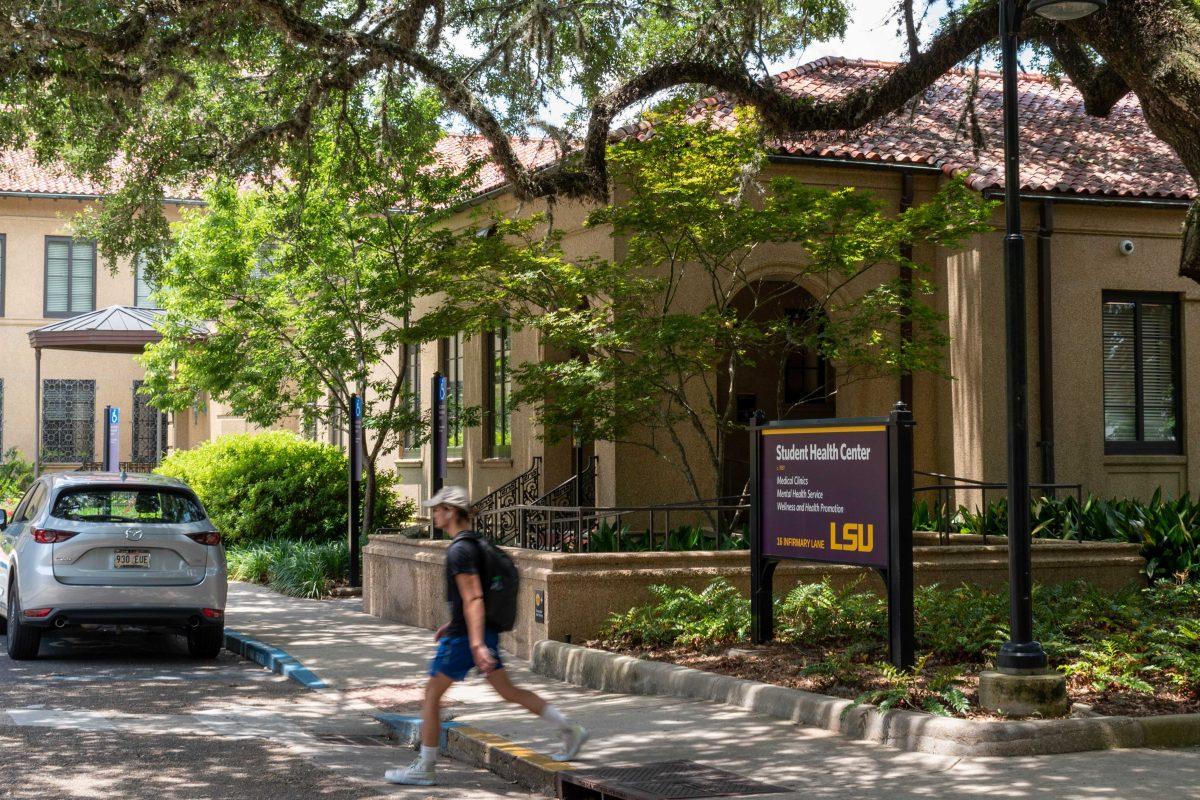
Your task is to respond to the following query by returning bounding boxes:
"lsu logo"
[829,522,874,553]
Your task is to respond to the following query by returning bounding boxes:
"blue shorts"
[430,629,503,681]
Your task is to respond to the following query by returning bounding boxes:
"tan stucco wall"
[0,196,202,470]
[380,163,1196,511]
[364,533,1145,660]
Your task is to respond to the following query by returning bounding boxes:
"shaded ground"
[0,726,375,800]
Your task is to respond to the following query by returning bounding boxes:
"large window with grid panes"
[134,254,159,309]
[1102,291,1182,454]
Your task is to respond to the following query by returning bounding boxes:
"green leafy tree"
[1,1,1199,277]
[480,112,991,501]
[139,89,507,535]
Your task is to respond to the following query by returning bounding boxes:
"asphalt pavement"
[0,629,535,800]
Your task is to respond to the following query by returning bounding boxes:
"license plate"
[113,549,150,569]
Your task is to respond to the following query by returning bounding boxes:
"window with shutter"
[134,254,158,308]
[1102,292,1182,454]
[44,237,96,317]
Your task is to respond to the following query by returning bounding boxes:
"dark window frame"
[440,333,464,458]
[44,236,97,318]
[1102,290,1184,456]
[403,343,422,453]
[484,324,512,459]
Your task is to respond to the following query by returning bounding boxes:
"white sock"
[540,704,570,731]
[419,745,439,766]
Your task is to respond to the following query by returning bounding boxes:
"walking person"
[385,486,588,786]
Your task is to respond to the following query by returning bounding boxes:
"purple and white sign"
[760,424,890,568]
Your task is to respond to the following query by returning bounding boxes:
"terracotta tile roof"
[0,149,204,202]
[617,57,1195,201]
[433,134,567,197]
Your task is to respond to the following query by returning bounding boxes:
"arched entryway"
[721,280,835,497]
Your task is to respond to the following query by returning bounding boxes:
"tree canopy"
[0,1,1197,273]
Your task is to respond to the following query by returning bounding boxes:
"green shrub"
[914,491,1200,582]
[157,432,414,545]
[226,538,350,599]
[600,579,1200,698]
[602,579,750,647]
[0,448,33,511]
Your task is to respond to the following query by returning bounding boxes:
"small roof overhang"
[27,305,207,353]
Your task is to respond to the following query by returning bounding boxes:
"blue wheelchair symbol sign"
[109,407,120,425]
[438,376,447,402]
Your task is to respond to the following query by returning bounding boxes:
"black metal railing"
[473,496,750,553]
[471,457,541,540]
[913,470,1083,544]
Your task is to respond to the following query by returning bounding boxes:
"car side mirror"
[0,509,7,529]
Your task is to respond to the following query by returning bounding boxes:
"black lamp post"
[996,0,1106,672]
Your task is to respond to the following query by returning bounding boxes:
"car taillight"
[201,608,223,619]
[31,529,77,544]
[188,532,222,546]
[22,608,52,618]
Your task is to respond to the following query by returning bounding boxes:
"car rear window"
[51,488,207,524]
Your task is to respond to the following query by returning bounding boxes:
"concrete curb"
[532,640,1200,757]
[224,629,330,690]
[375,713,577,795]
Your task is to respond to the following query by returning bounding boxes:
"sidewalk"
[226,582,1200,799]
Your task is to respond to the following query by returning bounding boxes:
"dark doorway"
[721,281,834,497]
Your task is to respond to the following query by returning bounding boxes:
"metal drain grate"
[311,733,398,747]
[558,761,790,800]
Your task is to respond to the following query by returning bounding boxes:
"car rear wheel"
[187,624,224,659]
[6,580,41,661]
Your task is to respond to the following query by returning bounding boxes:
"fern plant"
[847,655,969,717]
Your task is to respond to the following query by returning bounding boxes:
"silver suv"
[0,472,227,660]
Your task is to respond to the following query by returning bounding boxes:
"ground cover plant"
[0,448,33,514]
[914,491,1200,582]
[226,539,350,599]
[599,577,1200,718]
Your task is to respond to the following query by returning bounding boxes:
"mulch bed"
[593,641,1200,719]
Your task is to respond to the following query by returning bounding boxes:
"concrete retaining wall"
[363,532,1145,659]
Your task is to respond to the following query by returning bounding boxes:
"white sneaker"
[384,761,436,785]
[552,723,588,762]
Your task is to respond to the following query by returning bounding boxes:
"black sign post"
[348,394,363,588]
[750,401,914,668]
[431,372,448,539]
[102,406,120,472]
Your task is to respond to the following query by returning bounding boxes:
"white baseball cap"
[421,485,472,513]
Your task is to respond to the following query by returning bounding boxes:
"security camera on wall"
[1119,239,1136,256]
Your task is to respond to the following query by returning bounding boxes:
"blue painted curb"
[224,629,329,690]
[374,713,465,751]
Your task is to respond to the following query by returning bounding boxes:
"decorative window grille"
[1102,292,1182,454]
[132,381,168,464]
[0,378,4,452]
[42,379,95,463]
[45,237,96,317]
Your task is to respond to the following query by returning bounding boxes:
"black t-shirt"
[444,532,484,637]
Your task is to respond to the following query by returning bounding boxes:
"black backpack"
[463,533,520,632]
